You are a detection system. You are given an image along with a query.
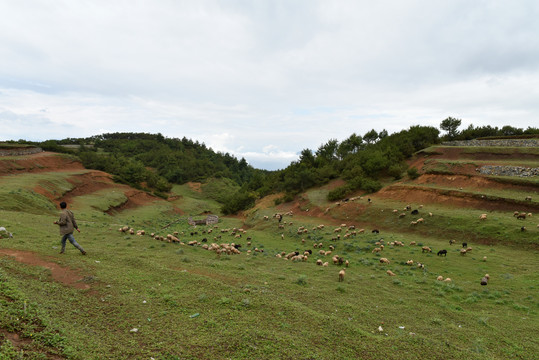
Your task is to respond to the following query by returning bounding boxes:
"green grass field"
[0,151,538,359]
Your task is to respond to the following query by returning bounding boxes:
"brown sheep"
[421,246,432,253]
[379,258,390,264]
[338,269,345,282]
[386,270,396,276]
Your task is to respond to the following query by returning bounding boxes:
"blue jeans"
[61,233,85,253]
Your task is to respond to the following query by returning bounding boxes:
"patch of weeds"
[237,265,246,270]
[477,317,489,326]
[502,273,514,280]
[295,275,307,286]
[218,297,231,305]
[277,275,286,280]
[175,249,184,255]
[486,291,502,300]
[336,286,346,293]
[392,279,402,286]
[181,257,191,263]
[198,293,208,302]
[0,339,19,358]
[512,303,529,312]
[430,318,443,326]
[242,298,251,307]
[464,293,480,304]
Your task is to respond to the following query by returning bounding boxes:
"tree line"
[14,119,538,214]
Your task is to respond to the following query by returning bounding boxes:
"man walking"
[54,201,86,255]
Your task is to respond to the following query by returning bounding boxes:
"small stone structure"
[0,147,43,156]
[188,215,219,226]
[442,139,539,147]
[477,165,538,177]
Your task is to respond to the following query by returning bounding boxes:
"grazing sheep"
[409,241,416,246]
[410,221,418,226]
[411,209,419,215]
[386,270,396,276]
[460,249,467,256]
[521,226,526,232]
[428,212,433,217]
[399,213,406,218]
[437,275,444,281]
[416,218,424,223]
[421,246,432,253]
[338,269,346,282]
[372,247,382,253]
[527,213,533,217]
[449,239,456,245]
[322,262,329,267]
[479,213,487,220]
[372,229,380,234]
[406,260,414,266]
[480,275,489,286]
[525,196,532,201]
[379,258,390,264]
[358,229,365,234]
[514,211,520,217]
[444,278,452,282]
[462,242,467,248]
[417,263,425,269]
[437,249,447,257]
[316,259,323,266]
[517,212,527,220]
[483,256,487,261]
[345,260,349,267]
[465,247,473,253]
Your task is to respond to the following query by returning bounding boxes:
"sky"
[1,1,538,170]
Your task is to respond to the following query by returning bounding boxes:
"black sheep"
[437,249,447,257]
[411,209,419,215]
[372,229,380,234]
[462,242,468,248]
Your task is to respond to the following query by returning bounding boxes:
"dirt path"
[0,248,90,290]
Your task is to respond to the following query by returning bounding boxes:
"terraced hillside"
[0,144,538,359]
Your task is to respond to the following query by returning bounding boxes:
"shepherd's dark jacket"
[57,209,78,235]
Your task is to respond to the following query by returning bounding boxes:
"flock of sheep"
[114,201,515,286]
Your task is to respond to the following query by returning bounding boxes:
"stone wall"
[477,165,539,177]
[0,147,43,156]
[442,139,539,147]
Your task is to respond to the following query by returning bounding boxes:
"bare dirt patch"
[0,152,84,174]
[187,182,202,192]
[0,248,90,290]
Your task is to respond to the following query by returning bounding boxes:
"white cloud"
[1,1,538,169]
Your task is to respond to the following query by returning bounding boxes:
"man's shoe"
[81,251,87,255]
[59,251,65,254]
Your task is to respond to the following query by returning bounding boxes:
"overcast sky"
[1,1,538,170]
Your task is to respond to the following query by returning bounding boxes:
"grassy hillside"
[0,146,538,359]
